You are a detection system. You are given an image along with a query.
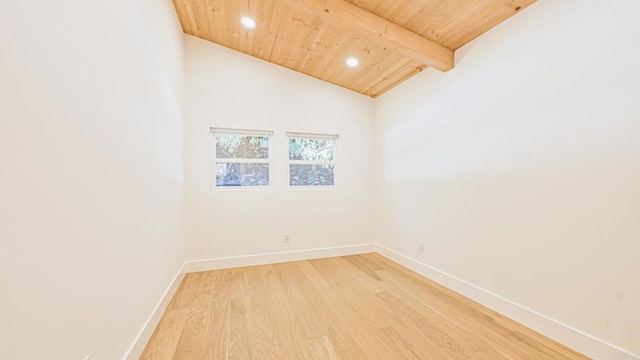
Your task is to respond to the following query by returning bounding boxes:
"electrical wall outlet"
[284,234,291,244]
[418,242,425,254]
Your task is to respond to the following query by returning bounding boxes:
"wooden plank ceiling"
[174,0,535,98]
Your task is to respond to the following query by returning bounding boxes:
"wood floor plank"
[172,272,219,359]
[316,287,399,359]
[224,267,249,300]
[341,254,383,281]
[140,308,190,360]
[305,336,342,360]
[258,264,318,360]
[289,262,370,359]
[309,257,377,304]
[200,309,230,359]
[373,326,426,360]
[141,254,589,360]
[200,271,232,360]
[375,290,502,360]
[227,298,251,360]
[272,262,326,340]
[297,260,330,289]
[166,272,203,311]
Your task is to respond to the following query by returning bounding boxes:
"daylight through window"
[212,129,272,188]
[287,133,338,187]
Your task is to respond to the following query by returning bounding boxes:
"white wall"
[375,0,640,356]
[184,36,375,260]
[0,1,186,359]
[4,0,638,357]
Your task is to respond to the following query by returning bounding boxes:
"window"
[287,133,338,187]
[212,129,272,188]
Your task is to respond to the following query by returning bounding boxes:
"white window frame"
[210,128,274,190]
[286,132,339,188]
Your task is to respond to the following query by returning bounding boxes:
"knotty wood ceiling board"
[343,0,536,49]
[174,0,536,97]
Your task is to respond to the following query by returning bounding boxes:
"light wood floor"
[141,253,587,359]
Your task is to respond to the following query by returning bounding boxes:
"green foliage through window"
[213,131,271,187]
[288,138,334,161]
[288,135,337,187]
[216,134,269,159]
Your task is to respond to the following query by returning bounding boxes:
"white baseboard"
[123,244,374,359]
[125,244,638,360]
[123,263,187,360]
[375,244,639,360]
[185,243,376,273]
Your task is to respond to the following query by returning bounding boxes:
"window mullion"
[287,134,338,187]
[215,158,270,164]
[211,130,273,188]
[288,160,335,166]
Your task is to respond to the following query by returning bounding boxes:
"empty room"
[1,0,639,359]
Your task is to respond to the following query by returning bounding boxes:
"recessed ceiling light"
[240,16,256,30]
[346,57,360,68]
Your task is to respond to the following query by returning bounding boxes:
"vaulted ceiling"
[173,0,535,97]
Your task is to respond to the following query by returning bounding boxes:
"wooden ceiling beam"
[279,0,455,71]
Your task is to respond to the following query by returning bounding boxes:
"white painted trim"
[123,263,187,360]
[185,243,376,273]
[124,244,638,360]
[374,244,640,360]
